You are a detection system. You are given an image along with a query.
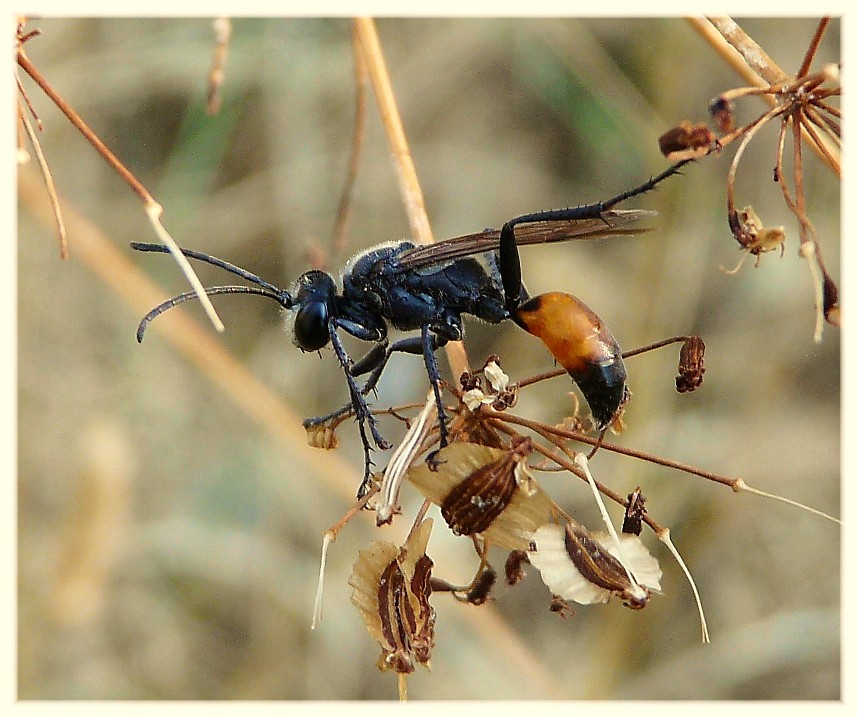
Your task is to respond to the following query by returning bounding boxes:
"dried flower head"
[621,487,647,536]
[676,336,706,393]
[528,522,662,610]
[461,359,516,412]
[305,422,340,450]
[407,439,553,551]
[709,95,735,133]
[349,520,436,674]
[658,121,716,161]
[730,205,786,261]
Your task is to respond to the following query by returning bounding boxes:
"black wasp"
[132,160,688,497]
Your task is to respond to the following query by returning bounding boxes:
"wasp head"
[290,270,337,352]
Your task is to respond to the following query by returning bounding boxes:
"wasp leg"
[499,222,524,313]
[325,325,391,497]
[503,159,692,235]
[420,324,450,468]
[303,334,447,429]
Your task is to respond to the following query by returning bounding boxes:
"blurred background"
[17,17,840,700]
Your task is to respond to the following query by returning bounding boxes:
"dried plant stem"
[685,17,772,89]
[517,336,693,390]
[657,529,710,643]
[704,16,789,85]
[797,18,831,78]
[16,50,225,333]
[206,17,232,115]
[353,17,470,379]
[19,100,67,258]
[330,22,369,259]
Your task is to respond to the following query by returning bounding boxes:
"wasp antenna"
[136,285,293,342]
[131,242,285,296]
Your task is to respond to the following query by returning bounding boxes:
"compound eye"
[293,301,330,351]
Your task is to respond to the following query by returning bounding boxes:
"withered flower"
[621,487,647,536]
[676,336,706,393]
[730,205,786,260]
[658,121,716,161]
[305,422,339,450]
[709,95,735,133]
[432,565,498,606]
[528,522,662,610]
[504,550,530,586]
[407,439,553,551]
[461,359,516,412]
[349,520,436,674]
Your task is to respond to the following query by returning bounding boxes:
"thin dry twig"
[16,38,225,333]
[329,22,369,261]
[353,17,470,379]
[206,17,232,115]
[18,98,67,258]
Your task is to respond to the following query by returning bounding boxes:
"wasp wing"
[394,208,656,271]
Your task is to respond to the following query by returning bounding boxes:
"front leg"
[325,323,390,498]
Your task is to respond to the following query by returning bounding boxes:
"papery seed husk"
[407,443,552,551]
[348,520,436,672]
[349,540,401,644]
[528,523,662,605]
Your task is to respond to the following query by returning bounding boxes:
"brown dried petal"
[658,121,715,161]
[676,336,706,393]
[823,274,840,327]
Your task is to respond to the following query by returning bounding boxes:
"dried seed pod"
[348,520,436,674]
[676,336,706,393]
[407,440,553,551]
[709,95,735,133]
[465,564,497,605]
[731,205,786,258]
[622,487,647,536]
[528,522,662,610]
[305,423,339,450]
[504,550,530,586]
[658,121,715,161]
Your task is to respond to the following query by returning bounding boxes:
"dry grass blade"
[206,17,231,115]
[18,99,67,259]
[16,48,225,333]
[353,17,470,379]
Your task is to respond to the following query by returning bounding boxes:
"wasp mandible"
[132,160,689,497]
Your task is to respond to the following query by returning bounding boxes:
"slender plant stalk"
[16,49,225,333]
[352,17,470,379]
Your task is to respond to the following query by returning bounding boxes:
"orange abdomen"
[513,292,627,429]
